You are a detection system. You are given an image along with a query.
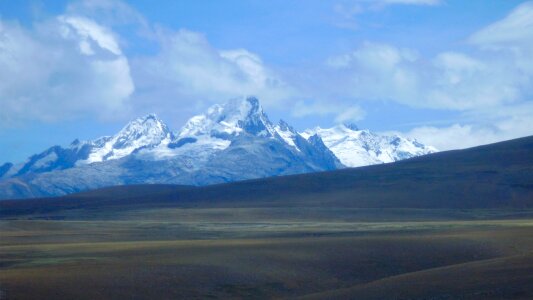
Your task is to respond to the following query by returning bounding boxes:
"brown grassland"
[1,208,533,299]
[1,136,532,299]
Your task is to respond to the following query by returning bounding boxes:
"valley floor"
[1,208,533,299]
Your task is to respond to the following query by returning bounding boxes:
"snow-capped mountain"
[0,96,435,199]
[79,114,174,164]
[0,97,341,199]
[0,114,174,179]
[302,124,436,167]
[178,97,275,138]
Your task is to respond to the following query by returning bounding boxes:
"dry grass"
[1,214,533,299]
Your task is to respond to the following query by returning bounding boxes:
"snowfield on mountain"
[302,124,436,167]
[0,97,435,199]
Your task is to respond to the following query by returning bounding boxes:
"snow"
[67,96,313,169]
[78,114,172,165]
[2,97,437,186]
[32,152,58,169]
[177,96,278,140]
[275,127,298,150]
[139,135,230,163]
[69,97,280,168]
[0,97,442,199]
[302,124,437,167]
[137,96,276,165]
[273,120,300,151]
[178,97,267,137]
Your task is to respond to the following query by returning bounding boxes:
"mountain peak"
[277,119,296,133]
[245,96,260,109]
[117,113,170,144]
[342,123,359,131]
[215,96,264,121]
[306,125,436,167]
[180,96,275,138]
[129,113,163,126]
[79,113,172,164]
[0,96,439,198]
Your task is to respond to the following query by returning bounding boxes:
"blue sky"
[1,0,532,163]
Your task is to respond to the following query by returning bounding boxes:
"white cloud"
[406,124,498,151]
[322,2,533,149]
[65,0,148,28]
[325,42,421,105]
[428,4,533,112]
[334,106,367,123]
[469,1,533,50]
[132,29,293,119]
[219,49,268,87]
[324,35,532,110]
[0,0,293,128]
[403,101,533,150]
[0,16,134,125]
[58,15,122,55]
[433,52,484,74]
[292,100,366,125]
[1,0,530,154]
[292,101,340,118]
[407,119,532,151]
[325,1,533,113]
[327,42,418,70]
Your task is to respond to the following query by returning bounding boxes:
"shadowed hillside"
[2,135,532,218]
[1,136,533,299]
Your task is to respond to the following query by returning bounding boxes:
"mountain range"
[0,96,435,199]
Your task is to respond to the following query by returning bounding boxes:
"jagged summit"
[0,96,436,199]
[70,139,82,147]
[277,119,296,133]
[342,123,359,131]
[178,96,275,139]
[119,113,171,140]
[79,113,173,164]
[302,125,436,167]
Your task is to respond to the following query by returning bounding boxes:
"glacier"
[302,124,436,167]
[0,96,435,199]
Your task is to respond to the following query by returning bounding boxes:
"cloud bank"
[0,0,532,152]
[0,0,292,127]
[322,1,533,150]
[0,15,133,125]
[132,29,292,119]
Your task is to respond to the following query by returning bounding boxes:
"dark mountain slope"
[1,135,532,217]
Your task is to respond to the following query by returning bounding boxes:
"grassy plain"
[1,208,533,299]
[1,136,532,299]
